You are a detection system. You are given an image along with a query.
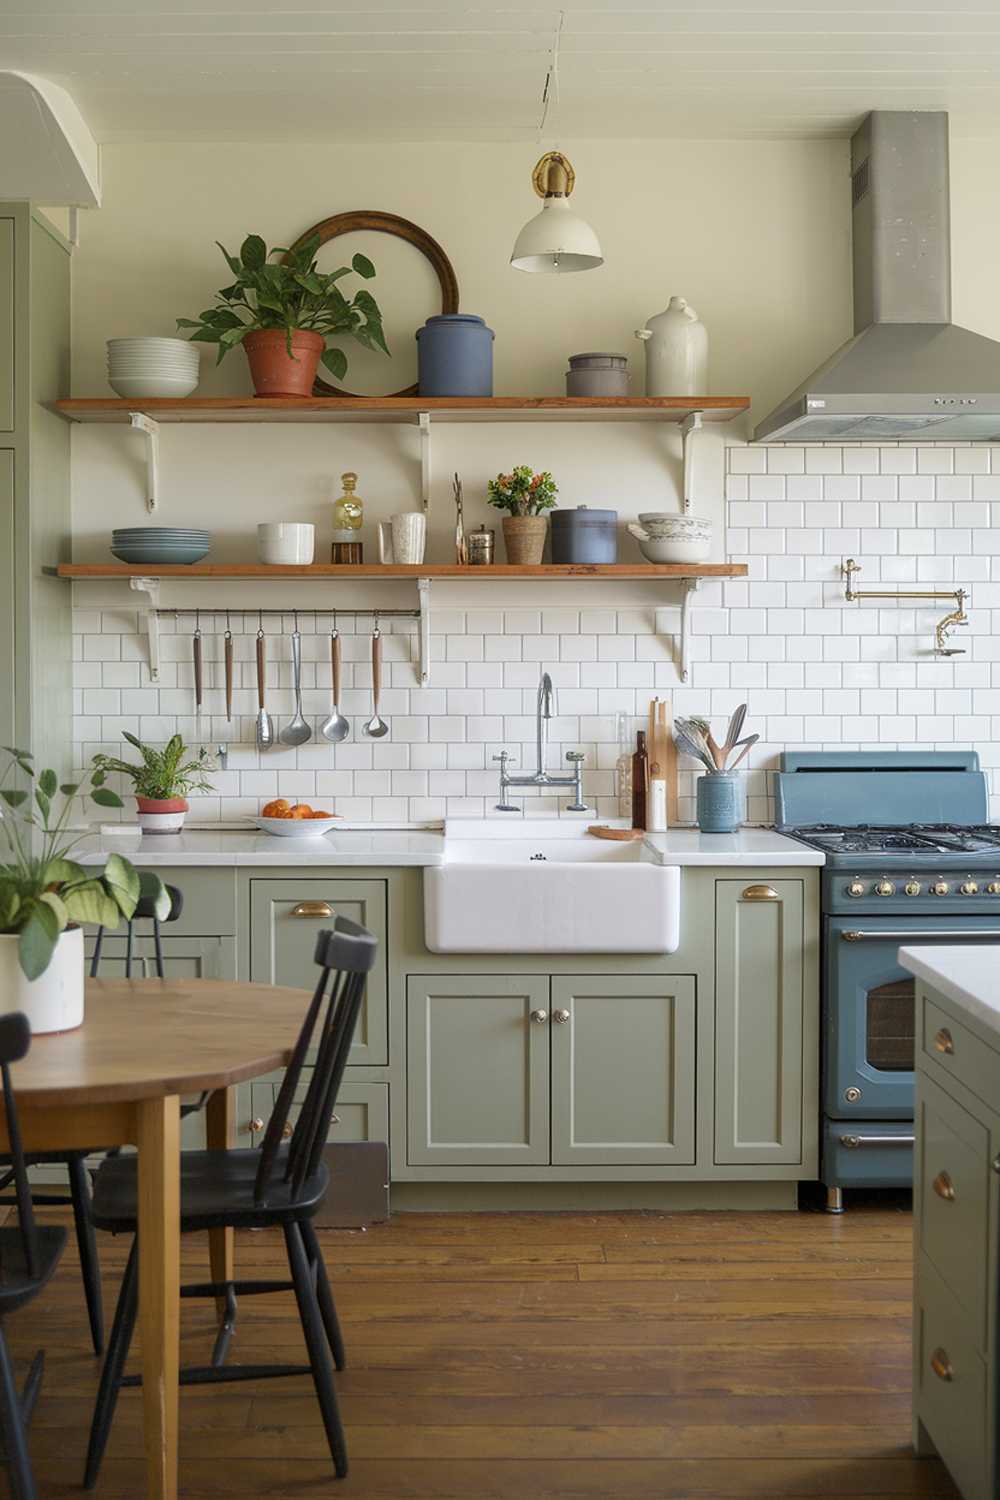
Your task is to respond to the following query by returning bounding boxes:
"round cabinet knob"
[875,879,896,897]
[282,1122,293,1139]
[529,1009,548,1025]
[934,1027,955,1056]
[988,881,1000,896]
[553,1009,571,1024]
[847,880,866,898]
[930,880,950,897]
[960,880,979,896]
[904,880,921,896]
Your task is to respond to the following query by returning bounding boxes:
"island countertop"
[899,945,1000,1040]
[75,824,823,869]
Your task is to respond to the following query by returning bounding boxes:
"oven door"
[825,916,1000,1119]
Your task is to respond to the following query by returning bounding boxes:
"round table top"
[10,979,312,1105]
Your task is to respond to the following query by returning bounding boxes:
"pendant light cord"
[538,9,565,142]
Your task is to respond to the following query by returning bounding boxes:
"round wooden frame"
[289,210,460,399]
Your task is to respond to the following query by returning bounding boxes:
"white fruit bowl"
[254,816,341,839]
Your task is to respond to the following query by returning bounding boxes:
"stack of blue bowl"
[111,528,211,565]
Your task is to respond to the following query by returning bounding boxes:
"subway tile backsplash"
[72,443,1000,825]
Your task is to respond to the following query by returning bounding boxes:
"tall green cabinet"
[0,203,72,770]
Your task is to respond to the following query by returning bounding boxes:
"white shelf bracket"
[128,576,162,681]
[128,412,160,513]
[418,412,431,511]
[417,576,431,685]
[680,410,704,516]
[679,578,700,683]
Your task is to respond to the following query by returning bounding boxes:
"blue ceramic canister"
[550,506,618,565]
[416,314,494,397]
[696,771,743,833]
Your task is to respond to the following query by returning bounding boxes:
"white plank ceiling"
[4,0,1000,142]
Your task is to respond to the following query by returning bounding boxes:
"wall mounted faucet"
[493,670,590,813]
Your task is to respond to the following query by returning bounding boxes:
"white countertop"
[76,824,822,869]
[899,946,1000,1039]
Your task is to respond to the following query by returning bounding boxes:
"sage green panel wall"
[82,934,236,981]
[0,451,12,748]
[406,974,550,1166]
[0,220,12,432]
[550,974,697,1166]
[714,879,804,1165]
[249,878,387,1065]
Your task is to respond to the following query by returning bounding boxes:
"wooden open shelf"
[54,562,747,580]
[52,395,750,425]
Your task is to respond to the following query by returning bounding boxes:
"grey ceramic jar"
[550,506,618,564]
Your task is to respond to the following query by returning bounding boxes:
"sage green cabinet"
[239,1078,389,1152]
[83,933,236,981]
[406,974,550,1166]
[0,218,12,433]
[249,878,387,1066]
[714,879,805,1165]
[0,450,13,748]
[550,975,696,1166]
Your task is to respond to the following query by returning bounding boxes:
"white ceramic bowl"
[254,816,340,839]
[628,516,712,563]
[109,375,200,398]
[257,522,315,565]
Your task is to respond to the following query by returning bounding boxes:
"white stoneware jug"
[635,296,708,396]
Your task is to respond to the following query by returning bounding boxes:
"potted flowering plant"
[91,733,214,834]
[0,746,168,1033]
[486,466,559,565]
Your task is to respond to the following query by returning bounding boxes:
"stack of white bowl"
[107,338,200,399]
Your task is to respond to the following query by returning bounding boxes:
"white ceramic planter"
[136,796,188,834]
[0,926,85,1035]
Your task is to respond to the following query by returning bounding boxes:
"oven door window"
[864,977,914,1072]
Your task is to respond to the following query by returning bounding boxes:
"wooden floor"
[10,1199,958,1499]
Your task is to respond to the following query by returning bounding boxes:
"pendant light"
[510,151,603,274]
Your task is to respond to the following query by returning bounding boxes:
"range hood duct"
[755,111,1000,443]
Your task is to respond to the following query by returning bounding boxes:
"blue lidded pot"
[416,314,494,397]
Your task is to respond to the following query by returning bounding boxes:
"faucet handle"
[492,751,516,764]
[565,750,585,764]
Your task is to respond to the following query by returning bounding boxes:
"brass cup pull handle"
[553,1009,571,1024]
[529,1009,548,1025]
[290,901,334,918]
[742,884,779,902]
[930,1348,954,1382]
[934,1027,955,1055]
[932,1170,956,1202]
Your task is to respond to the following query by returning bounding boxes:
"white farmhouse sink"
[424,821,680,954]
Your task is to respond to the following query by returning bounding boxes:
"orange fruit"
[288,804,313,820]
[262,798,290,818]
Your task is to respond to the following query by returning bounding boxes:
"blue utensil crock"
[696,771,743,833]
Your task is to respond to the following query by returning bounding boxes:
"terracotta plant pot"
[136,796,189,835]
[502,515,548,566]
[243,329,325,398]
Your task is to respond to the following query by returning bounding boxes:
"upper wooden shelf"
[52,395,750,425]
[54,562,747,580]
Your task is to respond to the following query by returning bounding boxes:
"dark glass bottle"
[631,730,648,830]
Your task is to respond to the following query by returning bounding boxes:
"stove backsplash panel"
[70,443,1000,824]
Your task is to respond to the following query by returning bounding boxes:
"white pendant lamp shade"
[510,153,603,274]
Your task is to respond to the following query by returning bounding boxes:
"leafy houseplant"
[0,746,168,1033]
[487,467,559,565]
[178,233,389,398]
[92,734,214,835]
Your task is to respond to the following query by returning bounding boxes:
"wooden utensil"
[587,825,645,841]
[659,699,679,825]
[223,612,234,724]
[454,472,468,565]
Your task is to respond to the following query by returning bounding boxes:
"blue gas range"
[774,752,1000,1212]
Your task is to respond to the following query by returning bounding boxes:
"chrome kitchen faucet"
[493,671,590,813]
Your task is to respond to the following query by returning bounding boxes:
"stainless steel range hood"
[755,111,1000,443]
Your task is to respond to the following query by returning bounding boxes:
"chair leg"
[153,918,165,978]
[67,1156,104,1356]
[300,1218,346,1371]
[89,928,104,978]
[124,920,134,979]
[0,1326,36,1500]
[84,1240,138,1491]
[284,1221,348,1479]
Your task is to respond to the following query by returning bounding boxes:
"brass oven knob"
[847,879,866,898]
[875,879,895,897]
[988,881,1000,896]
[904,880,921,896]
[960,880,979,896]
[930,880,950,897]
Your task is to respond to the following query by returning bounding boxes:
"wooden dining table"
[1,977,313,1500]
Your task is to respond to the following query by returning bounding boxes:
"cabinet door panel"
[550,975,696,1165]
[83,934,236,981]
[714,879,804,1165]
[0,220,12,432]
[0,451,12,748]
[407,974,550,1165]
[250,879,387,1066]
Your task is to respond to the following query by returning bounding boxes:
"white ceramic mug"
[257,522,315,565]
[379,512,426,565]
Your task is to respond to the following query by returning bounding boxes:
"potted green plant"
[486,467,559,565]
[178,233,389,398]
[92,734,214,834]
[0,746,168,1034]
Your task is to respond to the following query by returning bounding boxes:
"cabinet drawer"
[921,993,1000,1110]
[250,879,388,1066]
[917,1076,992,1349]
[915,1259,989,1500]
[244,1079,388,1149]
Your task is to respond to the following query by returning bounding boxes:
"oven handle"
[840,929,1000,943]
[839,1133,915,1148]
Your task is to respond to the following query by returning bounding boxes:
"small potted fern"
[92,734,214,834]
